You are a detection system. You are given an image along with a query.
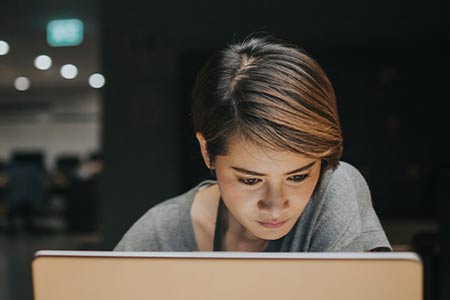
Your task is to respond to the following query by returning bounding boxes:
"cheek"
[302,177,319,196]
[286,173,320,206]
[286,189,312,213]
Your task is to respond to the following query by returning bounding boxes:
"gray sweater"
[115,161,391,252]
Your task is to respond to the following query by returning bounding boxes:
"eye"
[287,173,310,183]
[239,178,261,186]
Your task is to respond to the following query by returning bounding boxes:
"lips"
[258,220,288,229]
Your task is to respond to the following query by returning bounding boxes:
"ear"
[195,132,212,169]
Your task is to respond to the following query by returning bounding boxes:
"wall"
[0,93,100,169]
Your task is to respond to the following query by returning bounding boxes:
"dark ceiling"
[0,0,446,102]
[0,0,100,99]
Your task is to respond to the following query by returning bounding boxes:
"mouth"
[258,220,288,229]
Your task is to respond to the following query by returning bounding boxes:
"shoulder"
[316,161,370,209]
[308,162,370,250]
[327,161,368,188]
[308,161,391,251]
[114,181,214,251]
[113,193,189,251]
[141,186,198,227]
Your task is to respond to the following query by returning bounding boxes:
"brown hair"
[191,34,343,170]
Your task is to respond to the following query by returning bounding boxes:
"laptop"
[32,251,422,300]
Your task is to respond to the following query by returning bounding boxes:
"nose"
[258,185,289,218]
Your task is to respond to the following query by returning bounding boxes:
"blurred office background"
[0,0,447,299]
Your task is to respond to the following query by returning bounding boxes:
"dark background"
[99,2,448,299]
[99,0,447,243]
[0,0,448,299]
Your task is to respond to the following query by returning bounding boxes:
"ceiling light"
[14,77,30,91]
[88,73,105,88]
[34,55,53,70]
[60,64,78,79]
[0,40,10,55]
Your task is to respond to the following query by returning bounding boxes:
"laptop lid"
[32,251,422,300]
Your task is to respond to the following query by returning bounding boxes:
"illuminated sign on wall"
[47,19,84,47]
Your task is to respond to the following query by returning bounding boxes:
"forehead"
[220,136,314,167]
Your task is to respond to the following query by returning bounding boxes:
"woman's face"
[207,136,321,241]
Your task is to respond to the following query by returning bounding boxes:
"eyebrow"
[231,161,316,177]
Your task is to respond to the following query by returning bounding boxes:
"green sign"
[47,19,84,47]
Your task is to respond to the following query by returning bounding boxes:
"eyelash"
[288,173,310,183]
[238,173,310,186]
[239,178,261,186]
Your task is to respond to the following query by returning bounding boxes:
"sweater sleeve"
[309,162,391,252]
[114,208,163,251]
[113,186,200,252]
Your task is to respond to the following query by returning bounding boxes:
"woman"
[115,34,391,252]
